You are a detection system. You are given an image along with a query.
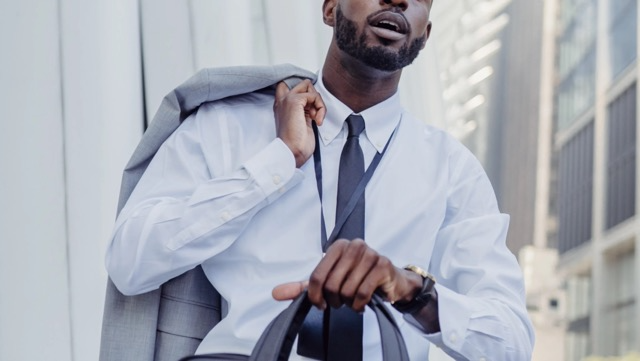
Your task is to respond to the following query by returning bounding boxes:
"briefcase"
[178,291,409,361]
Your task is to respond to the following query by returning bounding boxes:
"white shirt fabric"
[106,72,534,360]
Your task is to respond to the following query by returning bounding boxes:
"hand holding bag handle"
[180,291,409,361]
[249,291,410,361]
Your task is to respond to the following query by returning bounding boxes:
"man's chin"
[353,45,411,72]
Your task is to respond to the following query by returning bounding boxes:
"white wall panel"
[264,0,329,71]
[399,42,446,128]
[0,1,73,360]
[190,0,254,68]
[59,0,144,359]
[141,0,196,121]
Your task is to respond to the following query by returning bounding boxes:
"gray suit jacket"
[100,64,317,361]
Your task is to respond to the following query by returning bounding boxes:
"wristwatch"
[392,264,437,314]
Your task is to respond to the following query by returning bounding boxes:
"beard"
[335,6,426,72]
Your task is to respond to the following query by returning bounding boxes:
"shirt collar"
[314,70,403,153]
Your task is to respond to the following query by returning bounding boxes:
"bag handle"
[248,291,410,361]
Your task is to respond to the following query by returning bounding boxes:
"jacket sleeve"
[407,143,535,361]
[105,104,303,296]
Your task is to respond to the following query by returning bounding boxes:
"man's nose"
[381,0,408,11]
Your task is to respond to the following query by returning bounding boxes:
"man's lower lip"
[369,26,406,41]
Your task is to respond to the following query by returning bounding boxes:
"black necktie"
[327,115,365,361]
[335,115,366,240]
[298,115,366,360]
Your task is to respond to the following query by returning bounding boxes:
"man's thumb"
[272,281,308,301]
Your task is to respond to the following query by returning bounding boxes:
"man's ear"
[323,0,338,26]
[421,21,433,50]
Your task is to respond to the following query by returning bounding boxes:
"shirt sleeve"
[105,107,304,296]
[405,144,535,361]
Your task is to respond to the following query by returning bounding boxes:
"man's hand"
[272,239,422,313]
[274,80,326,168]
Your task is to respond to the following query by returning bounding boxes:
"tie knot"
[346,115,366,138]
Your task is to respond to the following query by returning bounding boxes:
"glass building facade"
[565,275,592,361]
[557,122,594,254]
[608,0,638,80]
[606,84,637,230]
[550,0,639,358]
[604,250,637,356]
[556,0,597,131]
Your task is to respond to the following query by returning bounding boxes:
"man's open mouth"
[375,20,403,33]
[369,11,409,35]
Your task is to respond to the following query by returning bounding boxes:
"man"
[106,0,535,359]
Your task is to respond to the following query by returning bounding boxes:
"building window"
[556,0,597,130]
[557,122,594,254]
[565,274,592,361]
[604,249,636,356]
[608,0,638,80]
[606,84,637,229]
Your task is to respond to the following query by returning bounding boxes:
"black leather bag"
[179,291,410,361]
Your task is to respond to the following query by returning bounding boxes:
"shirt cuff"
[244,138,301,203]
[404,284,471,355]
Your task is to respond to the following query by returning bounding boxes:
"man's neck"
[321,44,402,114]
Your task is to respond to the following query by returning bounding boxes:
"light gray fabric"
[100,64,317,361]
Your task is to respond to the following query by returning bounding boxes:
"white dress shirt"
[106,73,534,360]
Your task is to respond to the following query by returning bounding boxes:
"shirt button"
[449,332,458,343]
[220,211,231,222]
[278,187,286,194]
[272,175,282,185]
[479,358,487,361]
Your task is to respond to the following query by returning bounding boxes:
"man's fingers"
[307,92,326,126]
[273,240,397,314]
[305,81,326,126]
[339,246,380,311]
[272,280,309,301]
[323,239,368,308]
[303,78,315,92]
[276,79,325,126]
[294,78,313,93]
[352,264,388,311]
[308,241,349,309]
[314,104,326,126]
[301,93,326,121]
[275,81,290,100]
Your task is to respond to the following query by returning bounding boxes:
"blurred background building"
[549,0,640,359]
[427,0,640,360]
[430,1,565,360]
[2,0,639,360]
